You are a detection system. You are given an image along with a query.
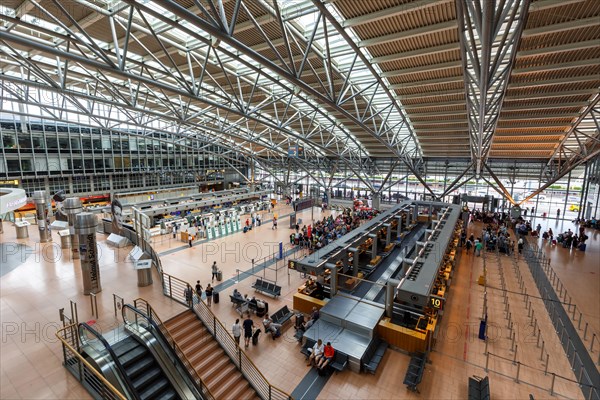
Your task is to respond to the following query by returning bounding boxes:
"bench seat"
[403,352,426,392]
[362,339,388,374]
[468,376,490,400]
[252,278,282,298]
[330,351,348,373]
[301,338,316,359]
[271,305,294,325]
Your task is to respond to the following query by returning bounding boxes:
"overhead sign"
[429,295,445,310]
[288,145,304,158]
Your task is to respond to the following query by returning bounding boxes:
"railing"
[108,222,164,276]
[520,240,600,400]
[122,301,214,400]
[526,240,599,359]
[56,324,127,400]
[477,237,600,400]
[78,322,141,400]
[161,273,292,400]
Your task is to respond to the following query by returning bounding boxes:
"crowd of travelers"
[289,207,379,250]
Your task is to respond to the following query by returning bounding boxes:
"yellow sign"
[429,296,444,310]
[0,180,19,186]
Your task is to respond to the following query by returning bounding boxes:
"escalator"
[111,336,178,400]
[78,304,203,400]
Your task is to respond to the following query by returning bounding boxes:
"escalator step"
[131,365,162,389]
[124,355,155,378]
[139,377,169,400]
[112,337,140,357]
[118,345,148,367]
[152,388,179,400]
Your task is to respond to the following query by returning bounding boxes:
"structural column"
[33,190,51,243]
[75,213,101,294]
[326,262,337,297]
[384,223,391,245]
[370,233,378,258]
[349,246,359,276]
[372,192,381,210]
[385,279,400,318]
[64,197,83,256]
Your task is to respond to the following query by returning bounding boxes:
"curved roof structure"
[0,0,598,189]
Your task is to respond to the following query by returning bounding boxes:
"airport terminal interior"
[0,1,599,399]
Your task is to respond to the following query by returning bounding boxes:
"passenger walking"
[243,313,254,348]
[195,280,203,302]
[518,237,524,254]
[184,286,193,307]
[465,239,473,254]
[211,261,218,281]
[474,240,483,257]
[232,319,241,345]
[205,284,213,306]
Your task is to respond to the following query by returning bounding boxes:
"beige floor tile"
[0,208,596,399]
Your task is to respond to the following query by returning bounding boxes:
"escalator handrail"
[121,304,214,400]
[78,322,142,400]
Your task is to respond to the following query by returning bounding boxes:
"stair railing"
[128,299,215,400]
[56,323,126,400]
[161,273,292,400]
[78,322,141,400]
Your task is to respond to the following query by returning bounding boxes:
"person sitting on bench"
[232,289,244,301]
[248,296,258,309]
[303,317,315,331]
[262,314,282,339]
[316,342,335,370]
[307,339,324,367]
[294,313,305,330]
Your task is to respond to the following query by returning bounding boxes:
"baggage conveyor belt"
[351,223,427,302]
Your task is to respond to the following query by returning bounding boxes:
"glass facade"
[1,119,247,197]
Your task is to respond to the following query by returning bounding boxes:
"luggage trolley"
[237,300,249,316]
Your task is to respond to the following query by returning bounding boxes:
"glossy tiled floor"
[0,207,597,399]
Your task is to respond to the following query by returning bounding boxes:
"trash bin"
[135,259,153,287]
[14,221,30,239]
[58,230,71,249]
[217,270,223,281]
[213,291,219,304]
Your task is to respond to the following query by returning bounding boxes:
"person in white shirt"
[307,339,324,367]
[232,319,241,345]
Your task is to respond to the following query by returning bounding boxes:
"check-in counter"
[377,316,437,353]
[293,292,326,314]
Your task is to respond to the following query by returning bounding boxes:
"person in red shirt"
[317,342,335,370]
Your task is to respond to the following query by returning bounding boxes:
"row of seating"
[251,278,282,298]
[230,295,245,307]
[300,338,348,374]
[362,338,388,374]
[468,376,490,400]
[271,305,294,325]
[229,295,269,316]
[403,352,426,392]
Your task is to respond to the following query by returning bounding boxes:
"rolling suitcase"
[252,328,261,345]
[213,291,219,304]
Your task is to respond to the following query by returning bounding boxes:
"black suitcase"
[213,291,219,304]
[252,328,261,345]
